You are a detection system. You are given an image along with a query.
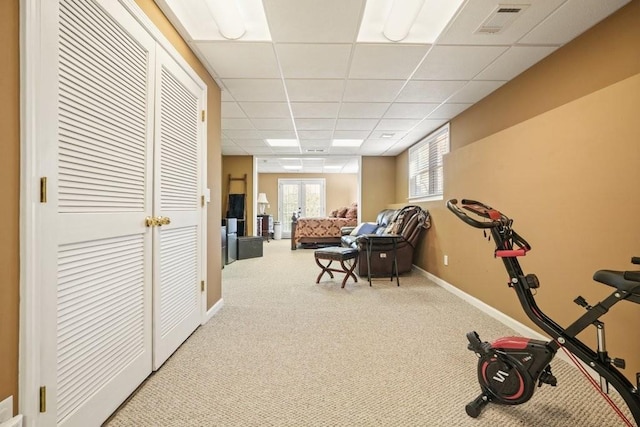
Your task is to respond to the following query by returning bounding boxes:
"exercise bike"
[447,199,640,426]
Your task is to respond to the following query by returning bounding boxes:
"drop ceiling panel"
[260,130,297,139]
[448,80,506,103]
[336,119,379,131]
[298,130,333,140]
[196,42,280,78]
[263,0,364,42]
[475,46,558,80]
[233,139,269,147]
[239,102,291,118]
[384,103,439,119]
[276,44,352,78]
[343,80,405,102]
[294,118,337,130]
[223,129,263,139]
[339,103,390,118]
[333,130,371,139]
[438,0,566,45]
[221,102,246,118]
[348,44,430,79]
[250,118,295,130]
[428,103,472,119]
[244,146,275,154]
[221,79,287,101]
[374,119,420,132]
[285,79,345,102]
[291,102,340,118]
[396,80,466,102]
[222,118,255,129]
[520,0,630,45]
[413,45,508,80]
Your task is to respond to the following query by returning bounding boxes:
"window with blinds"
[408,124,450,200]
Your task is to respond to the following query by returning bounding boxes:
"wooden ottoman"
[314,247,358,288]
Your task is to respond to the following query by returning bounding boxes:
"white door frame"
[19,0,208,424]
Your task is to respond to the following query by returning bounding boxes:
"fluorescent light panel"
[283,165,302,170]
[383,0,425,41]
[358,0,465,43]
[206,0,246,39]
[266,139,299,147]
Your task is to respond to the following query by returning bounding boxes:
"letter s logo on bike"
[492,370,510,383]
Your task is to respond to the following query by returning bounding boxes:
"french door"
[278,179,326,238]
[35,0,205,425]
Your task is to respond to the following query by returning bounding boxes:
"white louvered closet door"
[45,0,156,426]
[152,47,204,370]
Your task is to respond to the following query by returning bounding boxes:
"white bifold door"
[36,1,205,426]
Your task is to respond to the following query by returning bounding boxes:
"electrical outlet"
[0,396,13,423]
[444,255,449,266]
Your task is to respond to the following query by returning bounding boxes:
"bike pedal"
[466,331,487,354]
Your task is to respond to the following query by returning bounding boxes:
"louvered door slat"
[152,47,203,370]
[159,227,198,336]
[59,0,148,215]
[55,0,154,425]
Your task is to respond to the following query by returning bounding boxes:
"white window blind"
[408,123,450,200]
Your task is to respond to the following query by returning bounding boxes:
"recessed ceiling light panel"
[266,139,299,147]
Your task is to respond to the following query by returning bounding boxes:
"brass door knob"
[145,216,158,227]
[157,216,171,226]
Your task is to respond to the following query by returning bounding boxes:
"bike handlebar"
[446,199,503,229]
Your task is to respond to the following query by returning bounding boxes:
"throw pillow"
[329,209,338,218]
[337,207,348,218]
[345,207,357,219]
[350,222,378,236]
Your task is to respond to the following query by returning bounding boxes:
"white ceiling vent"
[475,4,530,34]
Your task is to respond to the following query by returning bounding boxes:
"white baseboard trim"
[203,298,224,324]
[411,265,591,371]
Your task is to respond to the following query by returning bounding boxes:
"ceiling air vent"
[475,4,529,35]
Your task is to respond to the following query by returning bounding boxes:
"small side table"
[361,234,401,287]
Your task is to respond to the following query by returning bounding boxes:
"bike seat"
[593,270,640,304]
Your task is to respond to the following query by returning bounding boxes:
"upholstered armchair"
[341,206,430,277]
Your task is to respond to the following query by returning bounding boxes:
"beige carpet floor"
[106,239,635,426]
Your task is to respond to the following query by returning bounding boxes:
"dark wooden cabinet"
[257,214,273,241]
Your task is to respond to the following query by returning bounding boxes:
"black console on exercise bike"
[447,198,640,425]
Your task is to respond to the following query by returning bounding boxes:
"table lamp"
[257,192,269,215]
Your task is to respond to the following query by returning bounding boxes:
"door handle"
[145,216,171,227]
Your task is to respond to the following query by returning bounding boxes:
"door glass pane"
[303,183,322,217]
[281,183,299,236]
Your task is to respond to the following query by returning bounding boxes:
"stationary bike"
[447,199,640,425]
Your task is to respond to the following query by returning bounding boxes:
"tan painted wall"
[0,0,19,413]
[258,173,358,222]
[135,0,223,312]
[221,156,255,235]
[361,157,396,221]
[410,1,640,380]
